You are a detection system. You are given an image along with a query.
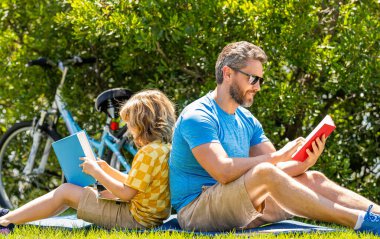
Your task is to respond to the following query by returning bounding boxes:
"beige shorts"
[177,176,293,231]
[77,187,144,230]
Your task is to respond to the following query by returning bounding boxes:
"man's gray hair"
[215,41,267,84]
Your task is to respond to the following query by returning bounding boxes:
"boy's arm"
[98,160,128,183]
[92,169,137,201]
[80,158,137,201]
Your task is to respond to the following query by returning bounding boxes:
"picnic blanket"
[27,214,338,235]
[27,214,91,229]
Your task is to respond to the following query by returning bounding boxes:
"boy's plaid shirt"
[124,141,171,227]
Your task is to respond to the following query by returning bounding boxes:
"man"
[169,41,380,234]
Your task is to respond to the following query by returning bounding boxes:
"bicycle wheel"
[0,121,62,209]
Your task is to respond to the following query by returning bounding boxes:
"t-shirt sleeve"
[179,109,220,149]
[124,149,155,192]
[250,117,269,147]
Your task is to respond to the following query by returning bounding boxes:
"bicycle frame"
[25,59,135,177]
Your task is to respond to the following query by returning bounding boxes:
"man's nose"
[252,81,261,91]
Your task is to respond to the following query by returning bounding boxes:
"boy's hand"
[96,158,109,169]
[80,157,102,176]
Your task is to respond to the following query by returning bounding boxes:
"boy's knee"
[57,183,73,191]
[55,183,69,195]
[55,183,75,204]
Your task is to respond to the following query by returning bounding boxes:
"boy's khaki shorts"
[177,176,293,232]
[77,187,144,230]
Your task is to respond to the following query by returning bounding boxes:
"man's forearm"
[220,152,282,184]
[249,139,308,177]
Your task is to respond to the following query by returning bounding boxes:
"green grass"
[6,225,379,239]
[6,212,378,239]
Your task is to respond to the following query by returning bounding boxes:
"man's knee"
[244,163,285,209]
[296,170,327,185]
[247,163,282,185]
[253,162,276,175]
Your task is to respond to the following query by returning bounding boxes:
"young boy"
[0,89,176,233]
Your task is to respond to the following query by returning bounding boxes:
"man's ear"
[222,65,232,82]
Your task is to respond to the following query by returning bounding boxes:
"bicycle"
[0,56,136,209]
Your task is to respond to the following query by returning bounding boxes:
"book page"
[77,131,97,161]
[302,115,334,143]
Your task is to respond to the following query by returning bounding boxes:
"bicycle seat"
[95,88,133,118]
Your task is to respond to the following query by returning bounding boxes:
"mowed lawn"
[7,225,379,239]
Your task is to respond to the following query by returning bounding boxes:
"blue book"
[52,131,97,187]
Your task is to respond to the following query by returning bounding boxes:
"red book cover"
[292,115,336,162]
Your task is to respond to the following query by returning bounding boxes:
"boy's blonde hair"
[119,89,176,147]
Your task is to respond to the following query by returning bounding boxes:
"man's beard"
[229,81,254,108]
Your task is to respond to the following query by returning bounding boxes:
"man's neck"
[213,87,239,114]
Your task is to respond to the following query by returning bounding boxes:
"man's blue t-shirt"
[169,92,269,212]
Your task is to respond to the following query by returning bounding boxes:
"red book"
[292,115,336,162]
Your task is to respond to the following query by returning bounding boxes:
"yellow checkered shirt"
[124,141,171,228]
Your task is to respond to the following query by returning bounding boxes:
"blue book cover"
[52,131,97,187]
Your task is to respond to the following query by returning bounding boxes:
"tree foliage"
[0,0,379,201]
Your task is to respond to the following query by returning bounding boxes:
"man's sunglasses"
[229,66,264,85]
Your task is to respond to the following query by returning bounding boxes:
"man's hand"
[272,137,305,163]
[80,157,102,177]
[275,135,327,176]
[303,135,326,169]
